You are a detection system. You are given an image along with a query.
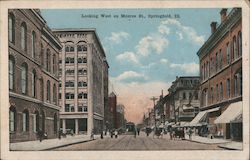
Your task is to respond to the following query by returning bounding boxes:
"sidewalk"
[10,134,100,151]
[184,135,229,144]
[218,141,243,150]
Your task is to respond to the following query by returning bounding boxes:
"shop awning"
[214,102,242,124]
[189,111,207,126]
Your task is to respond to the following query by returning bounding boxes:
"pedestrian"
[114,129,118,138]
[58,129,62,139]
[111,130,113,138]
[134,129,137,138]
[37,129,43,142]
[101,131,103,139]
[137,128,140,136]
[90,129,94,140]
[160,129,164,139]
[188,128,193,140]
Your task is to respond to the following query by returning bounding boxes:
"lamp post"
[150,97,158,129]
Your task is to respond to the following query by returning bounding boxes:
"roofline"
[52,28,108,64]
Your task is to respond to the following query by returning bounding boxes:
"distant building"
[109,92,117,129]
[168,76,200,124]
[197,8,242,141]
[53,29,109,135]
[9,9,62,142]
[116,104,126,129]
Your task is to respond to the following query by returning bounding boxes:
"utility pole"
[150,97,158,129]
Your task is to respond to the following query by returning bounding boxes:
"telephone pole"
[150,96,158,129]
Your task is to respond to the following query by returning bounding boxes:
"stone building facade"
[168,76,200,124]
[9,9,62,142]
[53,29,109,135]
[108,92,117,129]
[197,8,242,140]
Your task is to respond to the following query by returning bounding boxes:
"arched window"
[47,80,50,102]
[31,70,36,97]
[31,31,36,59]
[53,54,56,74]
[210,87,213,103]
[227,78,231,98]
[40,78,44,101]
[215,52,218,72]
[8,14,15,43]
[21,63,28,94]
[70,46,74,52]
[53,84,57,104]
[233,36,237,60]
[238,31,242,56]
[46,49,51,72]
[220,82,223,100]
[33,111,39,132]
[226,42,230,64]
[9,56,15,90]
[65,46,70,52]
[20,22,27,51]
[54,113,57,133]
[183,92,186,100]
[219,49,222,69]
[216,84,219,101]
[22,109,29,132]
[9,106,16,132]
[41,44,44,66]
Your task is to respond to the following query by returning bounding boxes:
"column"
[62,119,66,133]
[61,43,66,112]
[87,43,94,135]
[75,119,79,134]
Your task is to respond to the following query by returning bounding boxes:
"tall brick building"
[197,8,242,141]
[53,29,109,135]
[8,9,62,142]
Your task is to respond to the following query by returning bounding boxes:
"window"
[215,52,218,72]
[46,49,51,72]
[219,49,222,69]
[22,109,29,132]
[189,92,192,100]
[78,106,83,112]
[65,81,74,87]
[41,44,44,66]
[234,75,238,96]
[64,104,74,112]
[65,57,74,64]
[78,69,87,75]
[216,84,219,101]
[40,79,44,101]
[227,78,231,98]
[70,46,74,52]
[31,70,36,97]
[53,84,56,103]
[78,92,84,99]
[83,106,88,112]
[31,32,36,59]
[226,43,230,64]
[8,14,15,43]
[9,56,15,90]
[47,80,50,101]
[77,45,87,52]
[210,87,213,103]
[78,93,87,99]
[84,93,88,99]
[33,111,39,132]
[234,71,242,96]
[66,69,74,75]
[238,31,242,56]
[233,36,237,59]
[53,54,56,74]
[9,107,16,132]
[194,92,198,100]
[78,81,87,87]
[20,23,27,51]
[65,46,70,52]
[21,63,28,94]
[59,81,62,87]
[65,93,74,99]
[59,93,62,99]
[220,82,223,100]
[182,92,186,99]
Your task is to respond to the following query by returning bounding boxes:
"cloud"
[158,24,170,35]
[176,31,183,40]
[160,58,169,64]
[161,19,205,45]
[116,51,139,64]
[136,35,169,57]
[109,80,172,124]
[170,62,199,74]
[105,31,130,44]
[115,71,146,82]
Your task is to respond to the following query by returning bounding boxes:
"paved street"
[53,133,223,150]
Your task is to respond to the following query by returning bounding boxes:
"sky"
[41,8,223,124]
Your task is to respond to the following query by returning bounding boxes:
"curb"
[42,139,96,151]
[184,138,230,145]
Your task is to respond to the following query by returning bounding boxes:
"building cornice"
[9,92,60,111]
[197,8,241,59]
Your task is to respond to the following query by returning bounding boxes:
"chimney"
[220,8,227,23]
[210,22,217,34]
